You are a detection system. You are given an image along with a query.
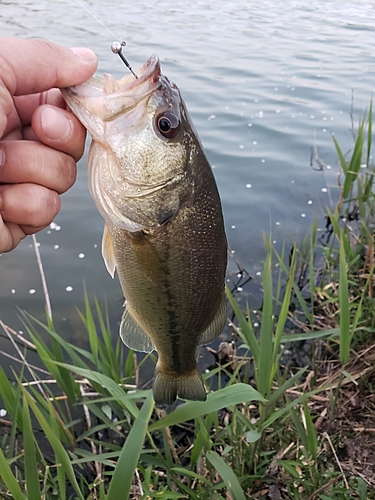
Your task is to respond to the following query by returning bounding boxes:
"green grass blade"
[27,329,77,402]
[261,393,308,431]
[339,232,350,364]
[271,248,296,381]
[106,392,154,500]
[22,395,41,500]
[309,221,318,319]
[332,134,348,174]
[206,451,246,500]
[280,327,340,343]
[289,405,309,452]
[303,401,317,460]
[366,100,372,165]
[23,312,95,367]
[343,122,364,198]
[49,402,66,499]
[149,384,265,431]
[225,285,260,363]
[0,366,23,429]
[363,172,374,202]
[288,281,312,325]
[54,362,140,417]
[0,448,25,500]
[268,367,307,406]
[170,468,211,486]
[326,207,341,240]
[20,387,84,500]
[258,243,274,396]
[358,476,368,500]
[191,427,207,466]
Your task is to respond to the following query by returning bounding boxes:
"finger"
[31,105,87,161]
[0,183,60,228]
[19,126,37,142]
[0,218,27,253]
[0,141,76,194]
[0,38,98,96]
[13,88,65,127]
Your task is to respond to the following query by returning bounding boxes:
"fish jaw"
[61,54,162,139]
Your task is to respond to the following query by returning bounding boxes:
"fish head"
[61,55,199,231]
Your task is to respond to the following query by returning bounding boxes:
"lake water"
[0,0,375,356]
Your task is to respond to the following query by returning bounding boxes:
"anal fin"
[199,295,227,346]
[119,305,155,353]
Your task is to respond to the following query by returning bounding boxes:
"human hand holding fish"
[0,37,98,253]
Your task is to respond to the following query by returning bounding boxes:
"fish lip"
[121,54,161,92]
[62,53,161,99]
[61,54,163,123]
[113,54,161,97]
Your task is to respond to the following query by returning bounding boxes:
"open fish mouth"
[63,54,161,99]
[114,54,161,93]
[61,54,163,122]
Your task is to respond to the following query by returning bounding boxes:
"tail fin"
[153,367,207,407]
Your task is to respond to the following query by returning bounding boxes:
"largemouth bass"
[61,54,227,407]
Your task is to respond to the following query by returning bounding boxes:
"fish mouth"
[61,54,162,122]
[116,54,161,93]
[68,54,161,97]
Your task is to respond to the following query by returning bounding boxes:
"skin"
[0,37,98,253]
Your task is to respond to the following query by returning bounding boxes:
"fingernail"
[70,47,97,62]
[41,107,73,142]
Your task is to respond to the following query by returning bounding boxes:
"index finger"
[13,89,66,127]
[0,37,98,96]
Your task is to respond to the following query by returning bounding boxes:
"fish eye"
[156,112,180,139]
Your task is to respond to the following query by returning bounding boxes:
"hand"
[0,37,98,253]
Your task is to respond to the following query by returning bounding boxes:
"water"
[0,0,374,352]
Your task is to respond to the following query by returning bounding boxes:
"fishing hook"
[111,41,138,79]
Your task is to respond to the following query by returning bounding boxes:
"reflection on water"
[0,0,375,355]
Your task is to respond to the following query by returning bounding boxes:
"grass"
[0,103,375,498]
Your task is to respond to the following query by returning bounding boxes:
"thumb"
[0,37,98,96]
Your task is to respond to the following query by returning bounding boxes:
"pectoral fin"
[120,305,155,353]
[128,232,163,284]
[199,295,227,346]
[102,224,116,278]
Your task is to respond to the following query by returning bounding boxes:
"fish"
[61,54,227,407]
